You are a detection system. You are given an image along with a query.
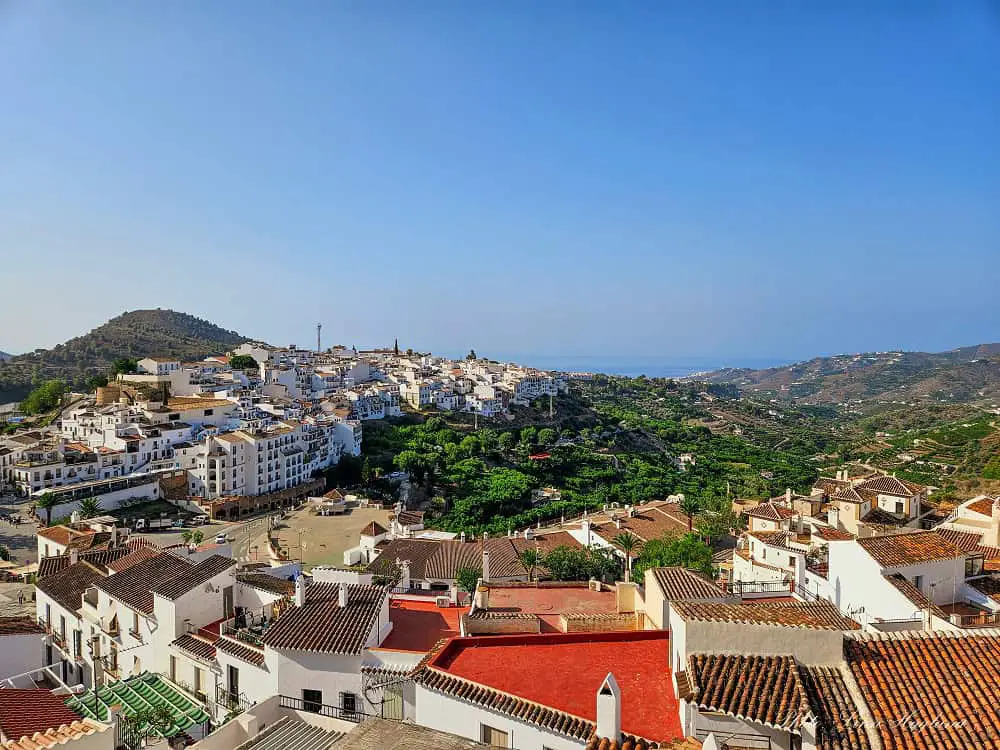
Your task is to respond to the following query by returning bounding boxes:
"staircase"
[235,716,344,750]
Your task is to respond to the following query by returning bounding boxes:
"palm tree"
[612,531,643,580]
[191,530,204,546]
[679,496,701,532]
[34,492,58,526]
[518,548,544,582]
[181,530,193,545]
[78,497,103,519]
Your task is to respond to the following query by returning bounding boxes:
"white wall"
[415,684,585,750]
[0,632,44,680]
[270,649,366,711]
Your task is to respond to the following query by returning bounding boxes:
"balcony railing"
[951,611,1000,628]
[278,695,370,723]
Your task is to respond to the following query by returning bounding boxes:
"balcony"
[279,695,369,724]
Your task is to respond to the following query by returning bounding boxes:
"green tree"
[111,358,139,376]
[228,354,258,370]
[20,379,68,415]
[612,531,643,579]
[34,492,58,526]
[85,374,109,390]
[679,496,701,532]
[466,350,478,360]
[456,565,482,595]
[633,533,714,580]
[519,426,538,446]
[78,497,103,519]
[181,530,194,545]
[191,530,205,546]
[487,469,533,512]
[518,548,544,582]
[393,450,427,482]
[541,545,615,581]
[459,435,481,458]
[537,428,557,447]
[497,432,515,454]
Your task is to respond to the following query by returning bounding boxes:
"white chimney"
[524,527,534,541]
[111,525,118,546]
[449,583,459,606]
[69,549,79,565]
[295,575,307,607]
[338,581,349,607]
[482,549,491,583]
[400,559,411,590]
[460,531,467,543]
[596,673,621,742]
[71,510,81,524]
[828,506,840,530]
[785,488,792,503]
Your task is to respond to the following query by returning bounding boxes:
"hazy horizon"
[2,3,997,357]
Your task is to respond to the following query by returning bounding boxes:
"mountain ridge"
[696,343,1000,408]
[0,309,250,402]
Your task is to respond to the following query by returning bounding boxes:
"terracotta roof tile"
[237,572,295,597]
[648,567,724,601]
[857,474,925,498]
[150,554,235,600]
[744,501,796,522]
[171,634,218,662]
[105,544,161,573]
[814,526,855,542]
[846,630,1000,750]
[0,690,83,740]
[36,561,105,612]
[1,719,107,750]
[967,496,998,517]
[856,531,963,568]
[262,583,387,654]
[671,600,860,630]
[95,553,193,613]
[800,665,872,750]
[688,654,810,730]
[361,521,388,537]
[0,616,44,636]
[215,635,265,666]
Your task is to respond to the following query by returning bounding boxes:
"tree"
[497,432,515,454]
[537,428,557,447]
[542,545,618,581]
[133,705,175,740]
[78,497,103,519]
[111,358,139,376]
[35,492,58,526]
[20,379,68,415]
[228,354,258,370]
[519,426,538,446]
[456,565,482,595]
[612,531,643,579]
[181,530,193,545]
[518,548,544,582]
[85,374,109,390]
[466,350,478,360]
[633,533,714,580]
[487,469,533,512]
[191,530,204,546]
[679,496,701,532]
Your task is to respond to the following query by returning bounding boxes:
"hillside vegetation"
[700,344,1000,409]
[0,309,249,402]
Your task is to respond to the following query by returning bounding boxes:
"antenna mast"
[316,323,322,353]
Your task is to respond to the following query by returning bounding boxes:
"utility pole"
[316,324,322,354]
[549,392,554,420]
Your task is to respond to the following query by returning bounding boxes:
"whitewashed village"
[1,341,1000,750]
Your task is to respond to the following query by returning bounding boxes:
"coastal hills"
[699,344,1000,409]
[0,309,248,402]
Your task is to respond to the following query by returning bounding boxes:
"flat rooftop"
[381,599,462,652]
[428,631,681,743]
[485,583,618,631]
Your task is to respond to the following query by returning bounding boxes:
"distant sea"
[493,356,791,379]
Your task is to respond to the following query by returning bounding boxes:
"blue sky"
[1,1,997,366]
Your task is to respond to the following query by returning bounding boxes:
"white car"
[214,533,228,545]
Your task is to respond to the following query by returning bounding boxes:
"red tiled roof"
[0,690,83,740]
[0,616,44,637]
[800,665,873,750]
[237,572,295,597]
[846,631,1000,750]
[744,501,795,522]
[418,631,682,743]
[814,526,855,542]
[857,475,925,498]
[671,600,860,630]
[36,561,106,612]
[813,477,850,496]
[856,531,963,568]
[361,521,388,537]
[215,636,265,666]
[262,583,387,654]
[171,634,218,662]
[36,526,93,547]
[95,553,193,613]
[648,567,723,601]
[105,544,161,573]
[151,554,235,600]
[1,719,108,750]
[688,653,810,730]
[967,496,998,517]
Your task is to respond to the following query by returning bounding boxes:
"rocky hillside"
[699,344,1000,409]
[0,309,250,401]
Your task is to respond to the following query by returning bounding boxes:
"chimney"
[400,559,411,590]
[475,582,489,610]
[986,497,1000,548]
[482,549,491,583]
[449,583,459,606]
[111,525,118,546]
[338,581,349,607]
[460,531,467,543]
[596,673,622,743]
[70,510,81,525]
[828,506,840,530]
[524,527,534,541]
[785,488,792,503]
[69,549,79,565]
[295,574,307,607]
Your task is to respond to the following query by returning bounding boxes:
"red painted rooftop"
[0,689,84,740]
[381,598,462,652]
[428,630,681,742]
[486,584,618,631]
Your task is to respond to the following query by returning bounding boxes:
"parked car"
[191,515,210,526]
[214,533,228,545]
[171,519,186,529]
[135,518,172,531]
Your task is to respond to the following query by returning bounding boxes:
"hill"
[0,351,10,361]
[698,344,1000,410]
[0,309,250,402]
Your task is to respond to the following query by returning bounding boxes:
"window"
[895,501,904,514]
[132,612,140,635]
[303,689,323,713]
[340,691,357,716]
[912,575,924,591]
[73,630,82,658]
[480,724,509,747]
[169,413,180,421]
[788,556,796,567]
[966,555,984,578]
[169,655,177,682]
[194,668,203,694]
[204,409,214,416]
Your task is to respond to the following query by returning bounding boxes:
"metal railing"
[279,695,371,723]
[725,580,794,596]
[216,685,254,713]
[951,611,1000,628]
